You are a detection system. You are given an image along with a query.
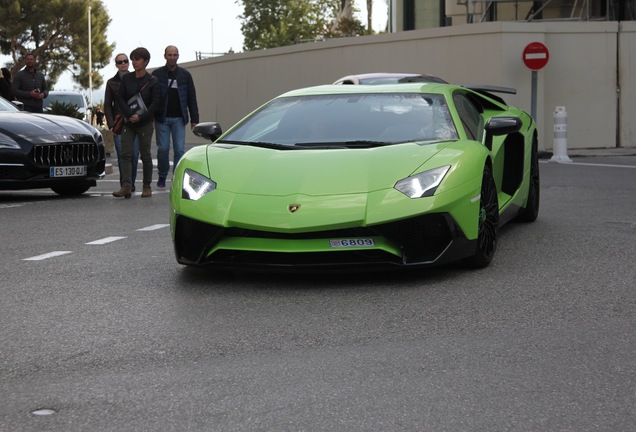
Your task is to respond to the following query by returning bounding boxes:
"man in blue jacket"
[152,45,199,189]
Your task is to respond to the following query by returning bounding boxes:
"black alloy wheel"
[465,165,499,268]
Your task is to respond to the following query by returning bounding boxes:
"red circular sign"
[523,42,549,71]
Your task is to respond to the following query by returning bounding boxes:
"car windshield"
[43,93,85,110]
[358,76,447,85]
[221,93,458,148]
[0,97,20,112]
[359,77,413,84]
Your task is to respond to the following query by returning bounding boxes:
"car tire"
[515,135,540,222]
[464,165,499,268]
[51,183,91,196]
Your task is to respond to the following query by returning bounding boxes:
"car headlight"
[394,165,450,198]
[94,130,105,146]
[0,133,20,149]
[182,168,216,200]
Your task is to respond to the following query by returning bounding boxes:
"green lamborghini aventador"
[169,82,540,271]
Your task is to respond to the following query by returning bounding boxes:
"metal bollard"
[551,106,572,163]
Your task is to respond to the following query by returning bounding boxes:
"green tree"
[239,0,369,51]
[327,0,370,38]
[0,0,114,90]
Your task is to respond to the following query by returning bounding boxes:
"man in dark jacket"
[12,53,49,113]
[152,45,199,189]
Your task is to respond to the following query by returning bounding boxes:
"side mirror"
[193,122,223,142]
[483,116,522,151]
[12,100,24,111]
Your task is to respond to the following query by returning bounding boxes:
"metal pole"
[88,6,93,114]
[531,70,537,120]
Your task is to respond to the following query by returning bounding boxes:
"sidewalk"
[540,147,636,159]
[566,147,636,157]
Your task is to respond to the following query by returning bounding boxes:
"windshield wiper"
[294,143,348,149]
[343,140,386,148]
[295,140,386,149]
[216,139,293,150]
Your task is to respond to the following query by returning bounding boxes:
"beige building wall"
[619,21,636,147]
[183,21,635,151]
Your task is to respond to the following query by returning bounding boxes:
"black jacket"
[116,72,160,127]
[0,78,13,101]
[152,65,199,125]
[104,71,124,128]
[12,68,48,110]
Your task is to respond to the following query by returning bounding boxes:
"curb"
[539,148,636,159]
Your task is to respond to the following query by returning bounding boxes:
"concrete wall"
[183,21,635,151]
[619,21,636,147]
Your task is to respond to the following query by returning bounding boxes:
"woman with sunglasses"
[105,53,139,192]
[112,47,160,199]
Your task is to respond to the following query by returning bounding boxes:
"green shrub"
[46,101,83,119]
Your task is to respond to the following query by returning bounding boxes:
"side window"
[453,93,483,141]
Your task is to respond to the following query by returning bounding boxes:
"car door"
[452,91,511,205]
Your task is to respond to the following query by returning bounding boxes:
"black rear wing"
[462,85,517,105]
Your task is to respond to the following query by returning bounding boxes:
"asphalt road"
[1,152,635,431]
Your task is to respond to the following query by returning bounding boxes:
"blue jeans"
[155,117,186,180]
[113,133,139,187]
[24,104,43,113]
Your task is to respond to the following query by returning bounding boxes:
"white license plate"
[50,166,87,177]
[330,238,375,248]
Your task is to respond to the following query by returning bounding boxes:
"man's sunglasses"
[116,59,129,65]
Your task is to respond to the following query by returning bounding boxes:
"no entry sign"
[523,42,549,71]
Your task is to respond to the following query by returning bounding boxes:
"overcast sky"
[93,0,386,101]
[102,0,245,69]
[3,0,387,102]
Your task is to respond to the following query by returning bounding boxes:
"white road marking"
[85,236,127,245]
[23,251,72,261]
[19,223,168,261]
[137,224,170,231]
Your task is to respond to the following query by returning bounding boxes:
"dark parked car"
[43,90,90,123]
[0,96,106,195]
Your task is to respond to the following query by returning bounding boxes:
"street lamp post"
[88,5,93,117]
